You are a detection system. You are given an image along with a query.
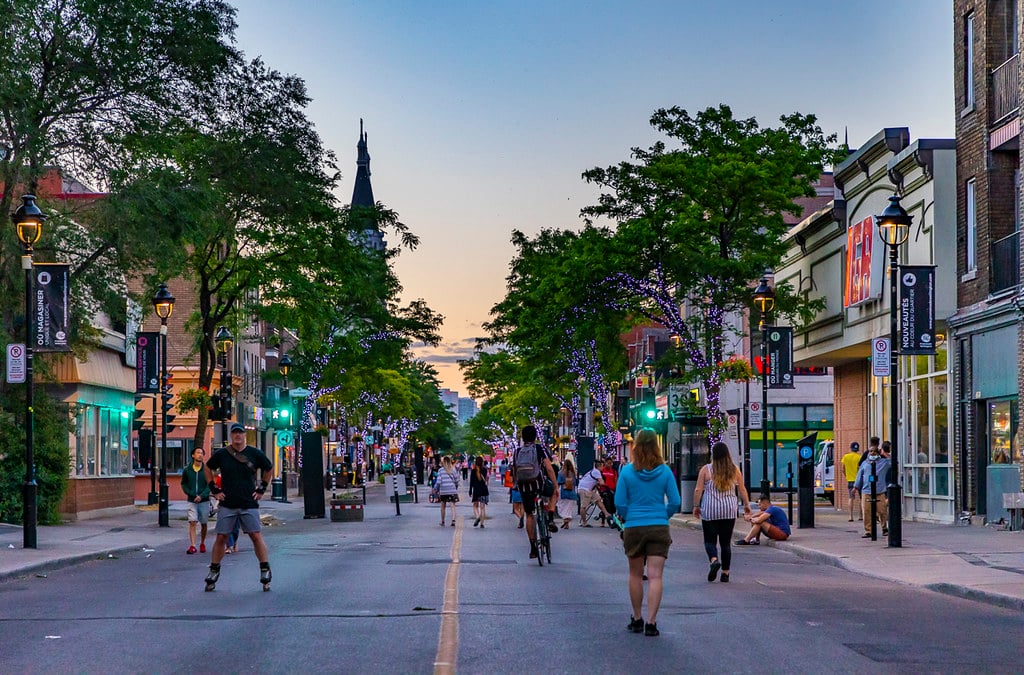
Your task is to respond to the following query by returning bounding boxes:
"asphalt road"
[1,486,1021,674]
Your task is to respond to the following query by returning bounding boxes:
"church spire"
[351,119,384,251]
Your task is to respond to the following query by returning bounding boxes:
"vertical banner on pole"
[136,332,161,393]
[32,263,71,352]
[767,326,794,389]
[899,265,937,355]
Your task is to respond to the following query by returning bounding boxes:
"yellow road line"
[434,517,462,675]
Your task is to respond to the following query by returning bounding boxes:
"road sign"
[727,413,738,438]
[277,430,293,445]
[289,387,312,398]
[749,401,762,429]
[6,343,25,384]
[872,338,891,377]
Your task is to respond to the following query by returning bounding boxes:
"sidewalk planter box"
[330,490,364,522]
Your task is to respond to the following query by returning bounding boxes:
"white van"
[813,440,835,504]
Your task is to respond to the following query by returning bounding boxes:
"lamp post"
[752,275,776,500]
[152,283,175,528]
[215,326,233,446]
[278,354,291,502]
[13,195,45,549]
[876,194,912,548]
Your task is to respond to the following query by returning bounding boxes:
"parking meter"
[797,432,817,528]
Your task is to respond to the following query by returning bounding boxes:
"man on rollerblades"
[203,423,274,591]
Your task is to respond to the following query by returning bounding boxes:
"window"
[966,178,977,272]
[965,13,975,109]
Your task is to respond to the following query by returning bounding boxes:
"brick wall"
[833,361,868,512]
[59,477,134,520]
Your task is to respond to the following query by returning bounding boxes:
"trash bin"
[331,489,364,522]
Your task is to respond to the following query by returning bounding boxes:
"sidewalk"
[0,497,311,583]
[671,507,1024,611]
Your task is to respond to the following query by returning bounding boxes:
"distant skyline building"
[439,388,459,420]
[457,397,478,425]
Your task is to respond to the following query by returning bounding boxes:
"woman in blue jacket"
[615,429,681,638]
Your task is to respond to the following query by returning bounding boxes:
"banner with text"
[899,265,936,355]
[136,331,160,393]
[32,263,71,352]
[767,326,794,389]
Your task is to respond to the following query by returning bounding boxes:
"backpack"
[515,444,542,482]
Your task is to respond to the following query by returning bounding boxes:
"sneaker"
[644,622,660,637]
[720,573,730,583]
[187,546,197,555]
[529,544,538,559]
[861,533,871,538]
[882,528,889,536]
[628,616,644,633]
[473,518,480,527]
[735,539,751,546]
[199,543,206,553]
[480,522,485,528]
[518,518,524,529]
[707,560,721,582]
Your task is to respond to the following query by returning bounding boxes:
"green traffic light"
[645,408,656,420]
[280,409,290,419]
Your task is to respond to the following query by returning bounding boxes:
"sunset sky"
[229,0,954,396]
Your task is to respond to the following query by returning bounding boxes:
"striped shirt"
[699,463,738,521]
[434,469,459,496]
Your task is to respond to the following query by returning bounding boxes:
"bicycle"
[532,493,553,566]
[582,484,615,526]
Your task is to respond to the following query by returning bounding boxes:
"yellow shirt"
[842,450,862,482]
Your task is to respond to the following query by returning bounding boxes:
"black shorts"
[519,488,539,514]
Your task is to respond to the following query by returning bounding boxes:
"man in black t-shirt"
[203,423,274,591]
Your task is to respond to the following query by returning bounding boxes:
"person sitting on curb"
[736,496,791,545]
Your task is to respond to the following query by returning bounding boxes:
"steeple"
[350,119,384,251]
[351,118,375,208]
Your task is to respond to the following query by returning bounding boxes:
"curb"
[0,544,148,583]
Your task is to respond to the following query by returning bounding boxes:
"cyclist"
[512,425,558,560]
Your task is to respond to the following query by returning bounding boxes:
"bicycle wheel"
[537,509,551,564]
[583,500,597,524]
[533,513,544,567]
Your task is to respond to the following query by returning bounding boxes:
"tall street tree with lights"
[582,104,834,439]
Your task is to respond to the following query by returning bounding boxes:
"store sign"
[844,216,884,307]
[136,332,160,393]
[899,265,936,355]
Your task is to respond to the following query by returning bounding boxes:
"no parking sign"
[872,338,891,377]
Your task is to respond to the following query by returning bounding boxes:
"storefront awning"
[48,350,134,391]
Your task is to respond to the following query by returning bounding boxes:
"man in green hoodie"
[181,448,211,554]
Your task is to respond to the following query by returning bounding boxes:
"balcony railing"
[991,230,1019,294]
[991,53,1020,125]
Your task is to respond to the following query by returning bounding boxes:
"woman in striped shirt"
[692,442,751,583]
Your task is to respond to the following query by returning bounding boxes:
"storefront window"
[989,399,1016,464]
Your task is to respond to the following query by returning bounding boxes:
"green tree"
[582,104,834,438]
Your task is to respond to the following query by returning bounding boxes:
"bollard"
[869,461,878,541]
[394,477,402,517]
[786,461,794,524]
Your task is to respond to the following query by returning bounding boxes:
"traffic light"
[209,394,224,421]
[161,372,176,426]
[132,407,146,432]
[269,402,292,430]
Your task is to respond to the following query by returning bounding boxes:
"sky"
[228,0,954,396]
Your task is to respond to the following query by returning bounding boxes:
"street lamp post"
[152,283,175,528]
[215,326,233,447]
[278,354,291,502]
[752,276,776,500]
[876,194,912,548]
[13,195,45,549]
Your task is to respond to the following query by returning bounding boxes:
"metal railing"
[991,230,1019,294]
[991,53,1020,124]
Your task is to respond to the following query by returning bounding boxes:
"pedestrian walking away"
[737,495,791,545]
[434,456,460,526]
[181,448,211,555]
[842,441,864,521]
[693,441,751,583]
[203,423,274,591]
[615,429,681,637]
[512,424,558,560]
[557,458,578,529]
[469,456,489,527]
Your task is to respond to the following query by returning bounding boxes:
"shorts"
[214,507,262,536]
[472,494,489,504]
[519,489,539,515]
[187,501,210,524]
[622,525,672,559]
[438,494,457,503]
[848,481,856,498]
[762,523,789,541]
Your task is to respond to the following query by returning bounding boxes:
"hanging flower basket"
[176,387,211,414]
[718,357,755,382]
[314,424,329,437]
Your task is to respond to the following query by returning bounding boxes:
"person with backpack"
[513,425,558,560]
[434,456,461,526]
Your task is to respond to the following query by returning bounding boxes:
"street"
[1,484,1021,674]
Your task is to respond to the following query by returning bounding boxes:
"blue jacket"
[853,454,891,494]
[614,463,681,528]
